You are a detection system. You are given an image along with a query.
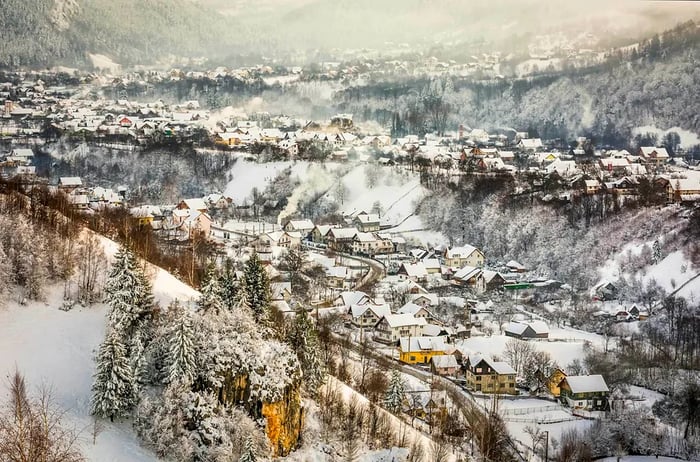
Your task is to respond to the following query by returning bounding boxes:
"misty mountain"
[0,0,238,68]
[197,0,700,53]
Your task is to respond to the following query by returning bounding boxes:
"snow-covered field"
[456,325,605,371]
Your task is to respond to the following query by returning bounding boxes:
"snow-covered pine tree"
[239,437,257,462]
[197,265,225,314]
[652,239,662,265]
[288,309,324,395]
[166,303,197,384]
[105,247,146,334]
[91,328,136,421]
[242,252,272,325]
[384,370,405,414]
[218,258,239,311]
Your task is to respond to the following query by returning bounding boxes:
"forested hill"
[334,21,700,150]
[0,0,238,68]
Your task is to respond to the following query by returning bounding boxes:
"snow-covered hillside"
[0,233,199,461]
[224,159,429,228]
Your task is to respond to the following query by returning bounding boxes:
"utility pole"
[543,430,549,462]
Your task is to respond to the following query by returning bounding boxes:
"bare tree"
[0,371,84,462]
[407,436,426,462]
[76,232,105,304]
[429,435,451,462]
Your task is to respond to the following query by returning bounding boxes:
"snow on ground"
[88,53,120,73]
[643,250,700,299]
[0,287,158,462]
[385,214,450,248]
[456,326,605,371]
[633,125,700,149]
[225,159,297,202]
[327,165,427,227]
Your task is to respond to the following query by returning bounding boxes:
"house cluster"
[0,148,37,179]
[55,176,126,210]
[130,194,232,241]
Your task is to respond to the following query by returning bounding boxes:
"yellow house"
[444,245,485,268]
[465,354,517,395]
[399,336,448,365]
[546,368,568,397]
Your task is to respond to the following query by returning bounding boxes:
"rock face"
[218,372,304,457]
[262,384,304,457]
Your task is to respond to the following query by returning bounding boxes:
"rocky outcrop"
[262,384,304,457]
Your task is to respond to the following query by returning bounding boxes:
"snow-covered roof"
[506,260,526,271]
[563,375,609,393]
[504,321,529,336]
[327,227,358,239]
[350,303,391,319]
[397,302,425,316]
[181,198,208,211]
[59,176,82,187]
[453,265,482,281]
[407,293,439,306]
[640,146,669,159]
[399,336,447,353]
[399,262,428,279]
[336,291,371,307]
[354,213,380,224]
[431,355,458,369]
[445,245,479,259]
[380,313,427,328]
[285,219,314,230]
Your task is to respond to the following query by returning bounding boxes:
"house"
[592,280,618,301]
[407,293,439,308]
[203,193,231,209]
[423,258,442,274]
[397,302,435,321]
[639,146,669,165]
[667,177,700,203]
[505,260,527,273]
[348,303,391,328]
[452,265,484,292]
[483,270,506,291]
[465,354,517,395]
[374,314,427,344]
[504,320,549,339]
[282,219,315,237]
[545,159,579,177]
[334,291,373,308]
[397,262,429,283]
[430,354,460,376]
[325,265,350,290]
[545,368,568,397]
[177,198,208,213]
[517,138,543,152]
[353,213,381,232]
[444,245,484,268]
[58,176,83,191]
[351,232,379,255]
[599,157,630,174]
[324,227,358,252]
[179,211,212,240]
[558,375,610,411]
[310,224,338,244]
[398,336,448,365]
[583,179,601,195]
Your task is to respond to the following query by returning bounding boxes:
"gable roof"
[399,336,447,353]
[445,245,479,259]
[379,313,428,328]
[181,198,208,211]
[562,375,609,393]
[397,302,429,316]
[350,303,391,319]
[430,355,459,369]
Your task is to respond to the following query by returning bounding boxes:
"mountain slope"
[0,0,237,68]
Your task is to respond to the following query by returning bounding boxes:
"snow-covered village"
[2,2,700,462]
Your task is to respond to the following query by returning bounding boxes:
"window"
[475,376,482,381]
[410,356,416,362]
[476,367,482,373]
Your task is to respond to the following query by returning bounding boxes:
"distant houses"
[504,320,549,339]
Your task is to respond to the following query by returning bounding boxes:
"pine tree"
[652,239,662,265]
[91,329,136,421]
[197,265,225,314]
[242,253,272,325]
[105,247,146,334]
[166,303,197,384]
[384,370,405,415]
[218,259,239,311]
[239,437,257,462]
[288,309,324,395]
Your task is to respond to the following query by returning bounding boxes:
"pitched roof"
[563,375,609,393]
[399,262,428,279]
[350,303,391,319]
[182,198,208,211]
[399,336,447,353]
[430,355,459,369]
[445,245,479,259]
[397,302,428,316]
[380,313,428,328]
